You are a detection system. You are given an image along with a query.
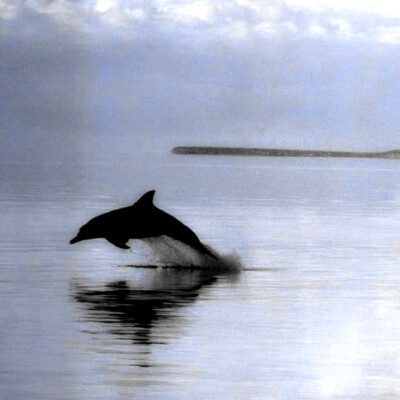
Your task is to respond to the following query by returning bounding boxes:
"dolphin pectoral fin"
[105,236,130,249]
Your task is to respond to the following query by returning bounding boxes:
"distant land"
[172,147,400,160]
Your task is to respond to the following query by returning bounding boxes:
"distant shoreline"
[172,146,400,160]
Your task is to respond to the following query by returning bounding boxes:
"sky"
[2,0,400,162]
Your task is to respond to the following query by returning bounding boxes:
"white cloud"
[308,22,326,37]
[330,19,354,39]
[164,2,211,22]
[2,0,400,44]
[95,0,114,13]
[124,7,145,21]
[375,25,400,43]
[227,20,251,40]
[0,0,22,19]
[284,0,400,17]
[254,21,281,37]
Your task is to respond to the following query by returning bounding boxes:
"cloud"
[284,0,400,17]
[1,0,400,43]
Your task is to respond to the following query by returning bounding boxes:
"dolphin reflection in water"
[72,267,238,346]
[70,190,218,260]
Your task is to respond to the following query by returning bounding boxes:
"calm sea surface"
[1,156,400,399]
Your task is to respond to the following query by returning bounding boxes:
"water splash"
[142,236,242,271]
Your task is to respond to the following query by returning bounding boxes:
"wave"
[141,236,242,272]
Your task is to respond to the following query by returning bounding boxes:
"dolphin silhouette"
[70,190,217,259]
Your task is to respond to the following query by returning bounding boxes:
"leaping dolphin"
[70,190,217,260]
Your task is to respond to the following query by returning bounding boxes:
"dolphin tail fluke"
[196,242,219,260]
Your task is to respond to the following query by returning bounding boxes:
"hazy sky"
[2,0,400,162]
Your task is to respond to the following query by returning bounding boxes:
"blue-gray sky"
[2,0,400,162]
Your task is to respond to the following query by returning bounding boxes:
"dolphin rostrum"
[70,190,217,259]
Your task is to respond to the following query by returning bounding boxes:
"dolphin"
[70,190,218,259]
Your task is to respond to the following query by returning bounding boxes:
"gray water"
[1,155,400,399]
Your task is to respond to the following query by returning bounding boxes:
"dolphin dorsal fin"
[133,190,156,207]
